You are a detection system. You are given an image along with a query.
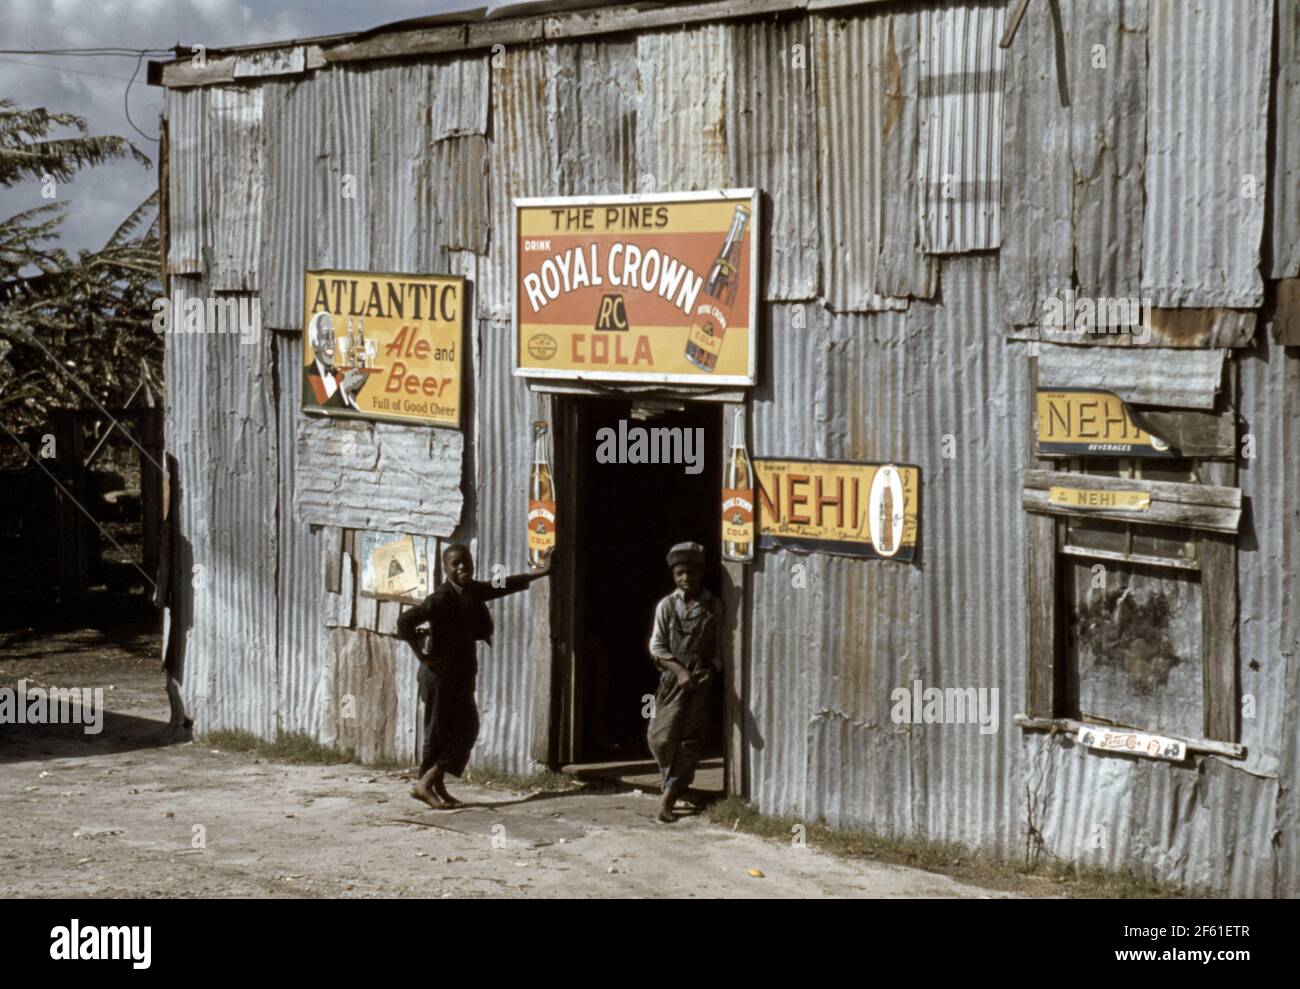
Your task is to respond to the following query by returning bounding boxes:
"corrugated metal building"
[152,0,1300,895]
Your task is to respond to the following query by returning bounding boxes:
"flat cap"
[666,541,706,567]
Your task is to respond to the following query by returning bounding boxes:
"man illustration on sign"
[303,311,366,411]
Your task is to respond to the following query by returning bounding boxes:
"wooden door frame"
[532,391,749,797]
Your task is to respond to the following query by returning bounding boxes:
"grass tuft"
[202,729,357,765]
[704,795,1204,899]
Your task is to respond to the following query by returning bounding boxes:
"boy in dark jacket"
[397,543,551,808]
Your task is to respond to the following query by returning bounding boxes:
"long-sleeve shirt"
[648,587,723,673]
[396,575,530,681]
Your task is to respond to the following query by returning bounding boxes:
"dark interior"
[572,397,723,762]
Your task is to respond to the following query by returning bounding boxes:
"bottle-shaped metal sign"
[527,420,556,568]
[684,204,751,372]
[722,407,755,562]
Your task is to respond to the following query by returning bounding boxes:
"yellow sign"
[1036,389,1171,457]
[1048,486,1151,512]
[302,269,464,428]
[514,190,759,385]
[755,459,920,561]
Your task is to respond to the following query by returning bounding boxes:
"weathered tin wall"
[162,276,279,737]
[749,256,1026,854]
[161,0,1297,893]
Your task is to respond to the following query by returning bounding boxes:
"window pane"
[1136,461,1196,484]
[1132,524,1197,561]
[1066,517,1129,553]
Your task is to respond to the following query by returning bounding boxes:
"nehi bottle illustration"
[684,204,751,372]
[722,407,755,562]
[878,481,894,555]
[527,420,556,568]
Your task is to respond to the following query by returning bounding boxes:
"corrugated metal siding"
[813,11,928,312]
[165,89,207,275]
[1270,0,1300,278]
[1069,0,1147,304]
[430,55,490,140]
[369,64,430,274]
[917,1,1005,253]
[1038,342,1225,409]
[160,6,1297,893]
[274,333,325,737]
[208,87,264,291]
[749,256,1025,853]
[729,18,820,301]
[998,0,1082,329]
[165,276,279,737]
[1237,338,1300,780]
[1142,0,1271,308]
[314,67,372,273]
[293,418,465,537]
[636,25,731,191]
[261,79,316,329]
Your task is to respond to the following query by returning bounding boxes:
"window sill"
[1013,714,1245,760]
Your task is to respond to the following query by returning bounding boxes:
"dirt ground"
[1,622,1021,899]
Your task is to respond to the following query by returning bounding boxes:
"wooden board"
[1023,469,1242,533]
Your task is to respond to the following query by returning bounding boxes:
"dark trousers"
[418,662,480,778]
[647,668,714,792]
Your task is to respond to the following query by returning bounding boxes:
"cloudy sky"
[0,0,483,256]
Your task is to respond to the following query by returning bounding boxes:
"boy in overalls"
[646,541,723,823]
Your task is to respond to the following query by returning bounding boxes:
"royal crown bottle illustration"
[722,407,755,562]
[527,420,556,568]
[684,204,751,372]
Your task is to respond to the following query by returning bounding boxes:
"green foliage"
[0,99,160,457]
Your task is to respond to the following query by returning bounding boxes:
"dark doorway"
[566,397,724,770]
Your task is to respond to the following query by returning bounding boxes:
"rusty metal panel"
[274,334,325,737]
[1070,0,1148,305]
[813,12,929,312]
[481,44,570,322]
[165,89,208,275]
[571,39,639,193]
[749,257,1025,854]
[636,24,731,191]
[730,18,820,301]
[1037,342,1224,409]
[433,135,490,254]
[208,87,264,291]
[999,1,1073,328]
[472,316,549,774]
[261,79,317,329]
[1237,339,1300,781]
[917,1,1005,253]
[1142,0,1271,308]
[293,418,464,537]
[1271,0,1300,278]
[430,55,490,139]
[1024,734,1283,895]
[166,276,279,737]
[369,64,430,274]
[313,67,372,272]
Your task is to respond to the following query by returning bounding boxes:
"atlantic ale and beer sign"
[755,458,920,562]
[1036,389,1172,458]
[302,269,465,428]
[513,190,760,385]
